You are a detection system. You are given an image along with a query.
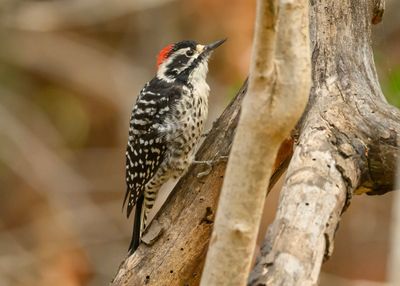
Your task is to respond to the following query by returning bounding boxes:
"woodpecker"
[124,39,225,254]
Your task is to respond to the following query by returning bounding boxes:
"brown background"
[0,0,399,285]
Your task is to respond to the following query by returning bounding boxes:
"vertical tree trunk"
[200,0,311,285]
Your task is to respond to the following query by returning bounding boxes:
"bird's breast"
[165,81,209,169]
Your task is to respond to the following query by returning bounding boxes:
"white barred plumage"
[124,39,225,254]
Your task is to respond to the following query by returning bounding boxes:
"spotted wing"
[124,79,182,217]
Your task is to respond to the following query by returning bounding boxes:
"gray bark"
[248,0,399,285]
[200,0,311,285]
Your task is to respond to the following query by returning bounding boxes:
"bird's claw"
[193,156,229,178]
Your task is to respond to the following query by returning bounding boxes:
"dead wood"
[248,1,399,285]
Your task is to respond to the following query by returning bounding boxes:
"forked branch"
[249,1,400,285]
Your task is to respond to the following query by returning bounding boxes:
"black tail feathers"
[128,194,144,255]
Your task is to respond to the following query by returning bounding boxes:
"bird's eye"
[186,50,194,56]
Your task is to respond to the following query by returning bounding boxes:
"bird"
[124,39,226,254]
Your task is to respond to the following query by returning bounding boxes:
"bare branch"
[249,0,400,284]
[200,0,311,285]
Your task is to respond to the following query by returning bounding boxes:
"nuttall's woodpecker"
[124,39,225,254]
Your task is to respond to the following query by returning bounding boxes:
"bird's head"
[156,39,226,83]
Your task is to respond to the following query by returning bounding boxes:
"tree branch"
[200,0,311,285]
[249,0,400,284]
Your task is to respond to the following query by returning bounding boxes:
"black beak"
[205,39,227,52]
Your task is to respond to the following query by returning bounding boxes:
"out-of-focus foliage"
[384,67,400,107]
[0,0,398,285]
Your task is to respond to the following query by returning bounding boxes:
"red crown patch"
[157,44,173,67]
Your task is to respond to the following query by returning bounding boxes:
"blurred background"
[0,0,399,285]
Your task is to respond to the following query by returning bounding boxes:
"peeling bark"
[249,0,400,285]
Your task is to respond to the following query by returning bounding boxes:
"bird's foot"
[193,156,229,178]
